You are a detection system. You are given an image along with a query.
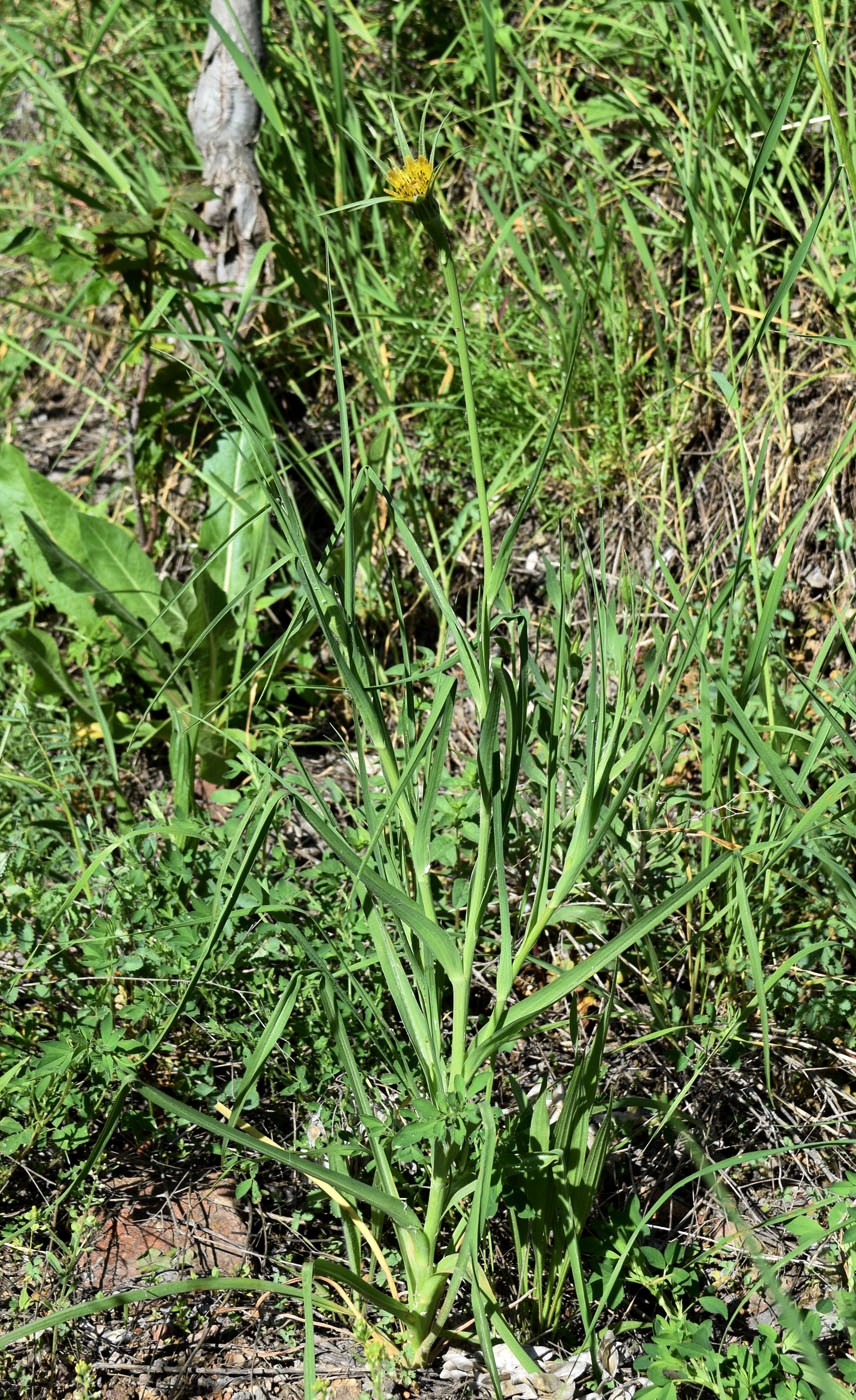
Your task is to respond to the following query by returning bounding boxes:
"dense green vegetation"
[1,0,855,1396]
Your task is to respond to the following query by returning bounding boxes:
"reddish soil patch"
[78,1174,249,1293]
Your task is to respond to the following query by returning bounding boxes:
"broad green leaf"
[199,429,275,605]
[0,444,184,646]
[5,626,92,712]
[0,443,99,635]
[181,572,236,708]
[77,514,179,640]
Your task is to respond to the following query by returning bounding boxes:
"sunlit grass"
[0,0,855,1394]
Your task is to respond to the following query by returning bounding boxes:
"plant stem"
[429,219,496,1080]
[438,247,492,600]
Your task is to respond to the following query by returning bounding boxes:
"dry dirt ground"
[2,1023,854,1398]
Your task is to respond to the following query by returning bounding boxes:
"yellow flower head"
[385,154,436,204]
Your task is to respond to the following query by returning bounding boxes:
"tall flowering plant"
[142,108,734,1379]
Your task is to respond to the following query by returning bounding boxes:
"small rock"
[804,565,830,590]
[441,1342,593,1399]
[791,419,811,445]
[524,549,546,579]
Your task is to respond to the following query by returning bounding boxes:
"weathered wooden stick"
[188,0,272,296]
